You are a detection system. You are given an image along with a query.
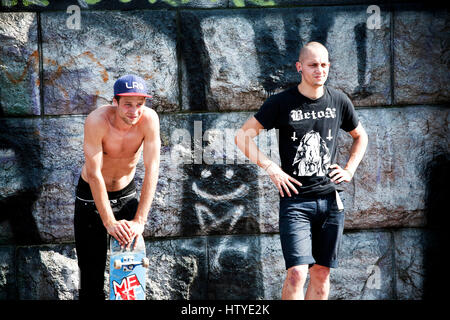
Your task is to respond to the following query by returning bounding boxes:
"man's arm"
[126,109,161,243]
[235,116,302,197]
[329,122,368,183]
[83,113,132,246]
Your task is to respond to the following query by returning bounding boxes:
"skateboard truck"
[114,256,150,270]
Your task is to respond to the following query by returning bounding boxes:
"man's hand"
[125,220,145,250]
[265,162,302,197]
[328,164,353,184]
[105,219,133,248]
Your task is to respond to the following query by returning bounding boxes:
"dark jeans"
[74,177,138,300]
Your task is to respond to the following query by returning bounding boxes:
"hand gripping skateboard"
[109,236,149,300]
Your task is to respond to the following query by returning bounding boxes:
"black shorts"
[279,192,345,270]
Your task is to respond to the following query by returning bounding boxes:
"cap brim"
[116,93,152,98]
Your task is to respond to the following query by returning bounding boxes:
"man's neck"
[297,82,325,100]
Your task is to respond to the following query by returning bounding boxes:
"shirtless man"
[74,74,160,300]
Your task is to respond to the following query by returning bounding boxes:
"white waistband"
[76,191,136,203]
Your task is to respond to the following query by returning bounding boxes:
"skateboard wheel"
[113,259,122,269]
[142,257,149,268]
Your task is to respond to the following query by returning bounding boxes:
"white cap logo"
[125,81,144,90]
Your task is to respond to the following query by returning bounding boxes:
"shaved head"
[299,42,329,63]
[295,41,331,90]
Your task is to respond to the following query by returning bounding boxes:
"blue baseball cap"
[113,74,152,98]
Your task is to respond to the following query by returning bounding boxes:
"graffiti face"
[181,164,259,236]
[180,163,263,299]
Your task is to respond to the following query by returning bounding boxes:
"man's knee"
[309,264,330,284]
[286,265,308,288]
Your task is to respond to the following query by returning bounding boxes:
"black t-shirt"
[254,85,359,197]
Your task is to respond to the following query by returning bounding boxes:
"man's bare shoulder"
[85,105,113,127]
[140,107,160,130]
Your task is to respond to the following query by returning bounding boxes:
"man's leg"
[279,198,317,300]
[282,265,309,300]
[305,264,330,300]
[305,194,345,300]
[74,200,108,300]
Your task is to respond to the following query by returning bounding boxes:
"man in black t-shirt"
[235,42,368,300]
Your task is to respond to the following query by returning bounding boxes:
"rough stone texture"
[258,234,285,299]
[0,12,40,116]
[1,106,447,244]
[41,10,178,115]
[152,106,448,237]
[336,106,449,229]
[330,230,394,300]
[145,111,281,238]
[394,8,450,105]
[1,229,441,300]
[0,117,84,244]
[16,244,79,300]
[0,246,16,300]
[393,228,444,300]
[0,2,448,300]
[208,235,265,299]
[180,6,390,111]
[145,237,208,300]
[394,229,425,300]
[32,117,84,243]
[0,117,46,244]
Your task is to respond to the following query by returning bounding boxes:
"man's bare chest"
[102,128,144,159]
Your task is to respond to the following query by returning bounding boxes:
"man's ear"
[295,61,302,73]
[112,98,119,106]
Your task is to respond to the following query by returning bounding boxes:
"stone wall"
[0,0,448,300]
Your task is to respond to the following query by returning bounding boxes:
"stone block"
[0,117,46,244]
[146,111,280,238]
[207,234,284,299]
[393,228,444,300]
[394,8,450,105]
[0,246,16,299]
[41,10,178,115]
[0,12,40,115]
[16,244,79,300]
[336,106,449,229]
[180,5,390,111]
[2,105,447,243]
[145,237,208,299]
[330,230,394,300]
[0,116,84,244]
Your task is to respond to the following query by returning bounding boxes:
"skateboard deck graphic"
[109,236,148,300]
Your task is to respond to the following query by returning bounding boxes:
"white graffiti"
[192,181,249,201]
[194,203,246,233]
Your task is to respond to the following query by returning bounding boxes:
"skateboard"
[109,236,149,300]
